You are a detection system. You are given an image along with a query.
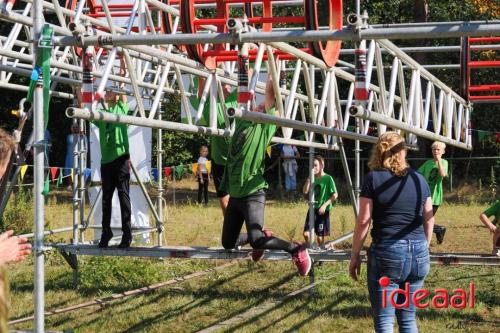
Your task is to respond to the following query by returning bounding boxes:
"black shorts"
[212,161,228,198]
[303,208,330,237]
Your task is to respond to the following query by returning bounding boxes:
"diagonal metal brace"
[59,249,78,270]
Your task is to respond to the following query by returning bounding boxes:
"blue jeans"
[367,239,430,333]
[284,173,296,191]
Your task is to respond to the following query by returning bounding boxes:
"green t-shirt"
[95,100,129,164]
[220,108,277,198]
[312,174,337,210]
[191,82,237,166]
[483,200,500,226]
[418,159,448,206]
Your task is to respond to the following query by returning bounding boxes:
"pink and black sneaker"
[251,229,273,262]
[292,243,312,276]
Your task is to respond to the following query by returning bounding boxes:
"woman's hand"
[349,253,361,281]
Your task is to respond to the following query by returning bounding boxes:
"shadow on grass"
[69,265,256,332]
[120,272,297,333]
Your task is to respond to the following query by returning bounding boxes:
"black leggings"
[432,205,444,233]
[222,190,298,254]
[198,173,209,204]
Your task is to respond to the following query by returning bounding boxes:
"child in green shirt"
[479,200,500,256]
[418,141,448,244]
[220,75,311,276]
[303,155,338,247]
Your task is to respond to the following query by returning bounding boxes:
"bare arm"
[436,158,447,178]
[351,197,372,256]
[349,197,372,281]
[480,213,497,233]
[118,56,127,104]
[303,178,311,195]
[423,197,435,246]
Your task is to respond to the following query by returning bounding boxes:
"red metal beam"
[469,37,500,43]
[468,60,500,68]
[469,95,500,101]
[469,84,500,92]
[193,16,305,26]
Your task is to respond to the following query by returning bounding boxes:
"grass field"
[5,181,500,332]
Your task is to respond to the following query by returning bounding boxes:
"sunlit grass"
[6,180,499,332]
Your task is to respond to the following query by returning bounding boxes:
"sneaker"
[251,229,273,262]
[493,248,500,257]
[436,227,447,244]
[98,231,113,248]
[292,243,312,276]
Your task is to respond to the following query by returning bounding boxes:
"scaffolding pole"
[55,21,500,47]
[32,0,45,330]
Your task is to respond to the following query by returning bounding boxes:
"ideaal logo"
[379,276,475,309]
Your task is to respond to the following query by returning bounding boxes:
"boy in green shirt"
[479,200,500,256]
[417,141,448,244]
[92,56,132,249]
[220,75,311,276]
[302,155,338,247]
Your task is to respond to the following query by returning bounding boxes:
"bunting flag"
[164,167,171,178]
[20,164,28,180]
[175,165,185,179]
[205,161,211,174]
[151,168,158,181]
[84,168,91,182]
[478,130,488,142]
[50,167,58,181]
[266,146,272,158]
[56,168,63,187]
[191,163,198,175]
[41,172,50,195]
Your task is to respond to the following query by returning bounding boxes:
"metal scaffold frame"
[0,0,499,331]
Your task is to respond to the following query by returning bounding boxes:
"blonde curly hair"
[368,131,409,177]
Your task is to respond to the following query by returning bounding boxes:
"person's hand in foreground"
[349,253,361,281]
[0,230,32,265]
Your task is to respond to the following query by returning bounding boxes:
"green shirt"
[191,80,237,166]
[418,159,448,206]
[312,174,337,210]
[483,200,500,226]
[95,101,129,164]
[220,108,277,198]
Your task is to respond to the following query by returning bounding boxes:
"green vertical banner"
[39,24,53,129]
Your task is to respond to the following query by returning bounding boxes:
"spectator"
[197,145,210,205]
[417,141,448,244]
[349,131,434,333]
[281,144,300,198]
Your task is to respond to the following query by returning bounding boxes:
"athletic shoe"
[292,243,312,276]
[493,248,500,257]
[436,226,447,244]
[251,229,273,262]
[98,231,113,248]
